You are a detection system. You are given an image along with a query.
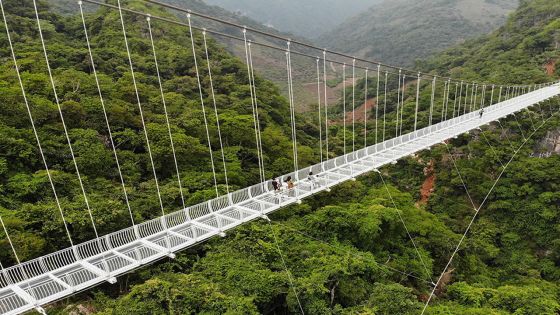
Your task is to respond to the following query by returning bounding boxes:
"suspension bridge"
[0,0,559,314]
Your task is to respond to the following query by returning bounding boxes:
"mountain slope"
[317,0,519,66]
[202,0,383,39]
[421,0,560,83]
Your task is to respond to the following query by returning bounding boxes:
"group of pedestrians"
[271,171,321,196]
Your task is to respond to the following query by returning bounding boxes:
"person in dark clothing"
[479,108,484,118]
[272,178,279,191]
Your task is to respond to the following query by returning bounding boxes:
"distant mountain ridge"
[202,0,383,39]
[317,0,519,66]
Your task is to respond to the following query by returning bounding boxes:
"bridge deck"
[1,85,558,315]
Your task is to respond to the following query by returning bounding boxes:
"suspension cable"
[316,58,323,164]
[138,0,539,88]
[286,43,299,185]
[422,108,558,314]
[272,220,432,284]
[441,80,448,122]
[457,81,463,118]
[444,79,451,121]
[498,86,503,103]
[396,69,402,137]
[147,15,187,207]
[375,65,381,143]
[463,83,469,115]
[451,82,459,119]
[267,222,305,314]
[3,0,73,250]
[79,1,135,225]
[0,214,37,301]
[383,71,388,142]
[377,171,434,283]
[202,30,230,195]
[248,40,266,182]
[479,131,506,169]
[32,0,91,249]
[400,74,406,135]
[188,14,219,197]
[429,77,436,126]
[117,0,166,221]
[242,29,264,184]
[443,143,478,211]
[323,51,329,158]
[364,68,369,147]
[343,63,347,155]
[352,59,356,152]
[414,73,421,131]
[496,120,515,151]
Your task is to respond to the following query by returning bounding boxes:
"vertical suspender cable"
[364,68,369,147]
[400,74,406,136]
[463,83,469,115]
[285,43,299,185]
[452,82,458,119]
[444,79,451,121]
[383,72,388,142]
[79,2,135,225]
[202,30,230,194]
[480,85,486,109]
[441,80,448,121]
[396,69,402,137]
[188,14,219,197]
[242,28,264,183]
[414,73,420,131]
[352,58,356,152]
[375,65,380,143]
[457,81,463,118]
[323,50,329,158]
[489,85,495,106]
[473,84,479,110]
[429,77,436,126]
[147,16,187,207]
[117,0,166,223]
[248,41,266,182]
[469,83,476,112]
[342,63,347,155]
[498,86,503,103]
[316,58,323,164]
[32,0,94,249]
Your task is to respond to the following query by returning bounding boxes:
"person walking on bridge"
[479,108,484,118]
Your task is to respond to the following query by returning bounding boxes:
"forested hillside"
[317,0,519,66]
[1,0,560,314]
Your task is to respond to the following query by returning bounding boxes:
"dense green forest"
[0,0,319,263]
[0,0,559,314]
[317,0,518,66]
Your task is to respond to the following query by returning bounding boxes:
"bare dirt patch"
[545,59,556,76]
[418,160,435,206]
